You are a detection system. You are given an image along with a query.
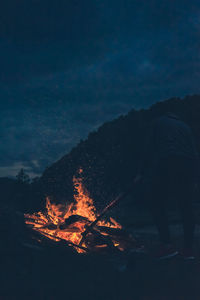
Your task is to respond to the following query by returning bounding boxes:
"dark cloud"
[1,0,199,85]
[0,0,200,177]
[0,0,100,41]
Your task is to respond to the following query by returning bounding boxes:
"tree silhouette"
[16,168,30,184]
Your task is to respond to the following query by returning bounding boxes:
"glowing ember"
[25,169,122,253]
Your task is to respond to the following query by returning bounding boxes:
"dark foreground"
[2,249,200,300]
[1,215,200,300]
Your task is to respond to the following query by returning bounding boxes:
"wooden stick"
[79,186,133,246]
[32,228,89,252]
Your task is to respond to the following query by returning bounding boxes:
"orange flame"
[25,169,122,253]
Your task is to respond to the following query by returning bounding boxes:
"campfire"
[25,169,136,254]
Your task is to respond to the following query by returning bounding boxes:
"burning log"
[29,228,89,252]
[59,215,89,230]
[95,226,127,236]
[84,227,117,251]
[40,224,58,230]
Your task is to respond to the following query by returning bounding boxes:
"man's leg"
[148,180,179,259]
[143,158,180,259]
[150,195,171,245]
[148,173,171,245]
[173,156,196,258]
[178,182,195,250]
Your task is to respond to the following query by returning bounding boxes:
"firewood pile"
[25,212,141,255]
[24,170,143,254]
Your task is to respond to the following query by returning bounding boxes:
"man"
[135,113,200,260]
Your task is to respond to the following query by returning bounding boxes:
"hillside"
[38,95,200,208]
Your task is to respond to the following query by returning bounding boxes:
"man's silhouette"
[136,113,200,259]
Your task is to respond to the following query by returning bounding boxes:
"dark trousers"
[146,155,196,248]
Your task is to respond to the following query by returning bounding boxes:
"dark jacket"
[139,113,200,178]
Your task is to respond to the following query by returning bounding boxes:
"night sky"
[1,0,200,178]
